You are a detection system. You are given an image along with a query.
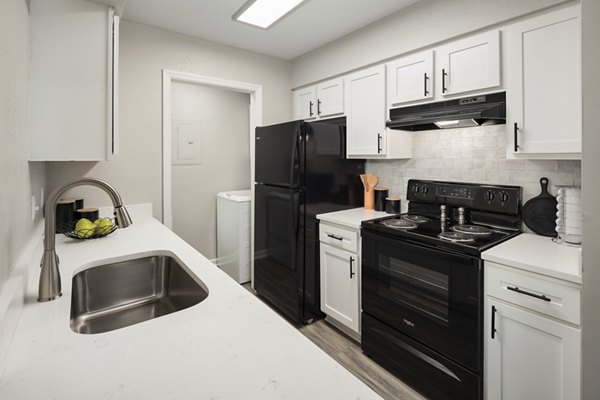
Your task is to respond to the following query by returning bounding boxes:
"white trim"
[161,69,262,287]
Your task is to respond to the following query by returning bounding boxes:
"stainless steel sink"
[70,254,208,334]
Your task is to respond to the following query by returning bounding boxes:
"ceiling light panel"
[234,0,306,29]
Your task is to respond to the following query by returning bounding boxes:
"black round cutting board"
[523,177,557,237]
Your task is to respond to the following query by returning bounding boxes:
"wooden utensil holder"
[364,190,375,210]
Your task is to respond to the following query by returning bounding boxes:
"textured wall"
[291,0,570,87]
[171,82,250,259]
[0,0,47,290]
[46,20,292,220]
[367,125,581,203]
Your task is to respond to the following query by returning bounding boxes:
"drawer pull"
[507,286,551,302]
[491,305,497,339]
[326,233,343,241]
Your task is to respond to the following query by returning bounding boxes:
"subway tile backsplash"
[367,125,581,203]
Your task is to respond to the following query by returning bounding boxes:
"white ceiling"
[122,0,420,60]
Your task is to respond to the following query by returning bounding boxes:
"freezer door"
[255,121,304,188]
[253,183,305,323]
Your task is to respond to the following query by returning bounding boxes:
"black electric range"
[362,211,521,256]
[360,180,522,400]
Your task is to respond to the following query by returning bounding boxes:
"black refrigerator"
[254,120,365,324]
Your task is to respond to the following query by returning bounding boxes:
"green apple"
[94,218,113,235]
[75,218,95,239]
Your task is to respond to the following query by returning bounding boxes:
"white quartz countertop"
[0,206,382,399]
[482,233,582,284]
[317,208,392,229]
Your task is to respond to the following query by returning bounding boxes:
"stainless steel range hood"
[387,92,506,131]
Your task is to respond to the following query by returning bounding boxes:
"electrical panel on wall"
[172,120,203,165]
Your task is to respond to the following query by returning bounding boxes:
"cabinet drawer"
[319,222,358,253]
[486,262,580,325]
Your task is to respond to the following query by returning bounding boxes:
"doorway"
[162,70,262,265]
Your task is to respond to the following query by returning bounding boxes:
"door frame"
[162,69,262,281]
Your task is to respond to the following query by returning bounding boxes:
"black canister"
[385,197,401,214]
[56,199,76,233]
[374,188,388,212]
[75,208,99,222]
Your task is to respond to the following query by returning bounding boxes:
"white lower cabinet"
[485,299,580,400]
[320,243,359,333]
[319,222,361,335]
[485,262,581,400]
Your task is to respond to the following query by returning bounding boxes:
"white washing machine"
[216,190,251,283]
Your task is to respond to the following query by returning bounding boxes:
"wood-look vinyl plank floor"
[242,283,426,400]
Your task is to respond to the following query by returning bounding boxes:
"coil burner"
[451,224,493,236]
[437,231,476,243]
[382,219,418,230]
[401,215,431,224]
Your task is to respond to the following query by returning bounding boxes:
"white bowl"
[561,233,582,244]
[557,203,582,213]
[556,210,582,221]
[556,218,582,229]
[556,225,582,235]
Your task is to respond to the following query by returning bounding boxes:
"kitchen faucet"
[38,178,133,302]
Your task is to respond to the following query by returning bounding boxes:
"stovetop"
[362,213,520,256]
[361,180,523,256]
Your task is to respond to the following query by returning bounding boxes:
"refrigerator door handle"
[289,130,300,188]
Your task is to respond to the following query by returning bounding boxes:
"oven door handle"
[349,256,355,279]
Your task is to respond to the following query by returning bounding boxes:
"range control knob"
[485,190,495,201]
[499,191,510,203]
[412,185,420,193]
[422,186,430,194]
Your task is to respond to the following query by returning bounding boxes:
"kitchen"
[0,0,598,399]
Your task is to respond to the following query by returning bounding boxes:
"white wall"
[0,0,47,290]
[291,0,569,87]
[580,0,600,397]
[46,20,292,220]
[171,82,250,259]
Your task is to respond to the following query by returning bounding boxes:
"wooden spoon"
[360,174,368,191]
[367,174,379,191]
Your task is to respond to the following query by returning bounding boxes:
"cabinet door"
[29,0,117,161]
[506,5,581,156]
[485,299,581,400]
[387,50,434,106]
[293,86,317,120]
[316,77,344,118]
[345,65,387,156]
[320,243,359,333]
[437,30,500,97]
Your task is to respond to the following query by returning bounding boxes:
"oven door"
[362,229,482,372]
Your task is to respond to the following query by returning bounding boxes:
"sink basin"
[70,254,208,334]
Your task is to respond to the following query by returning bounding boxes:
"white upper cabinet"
[345,65,387,156]
[506,5,581,158]
[315,78,344,118]
[293,86,317,120]
[437,30,501,97]
[29,0,119,161]
[386,50,434,107]
[293,77,344,121]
